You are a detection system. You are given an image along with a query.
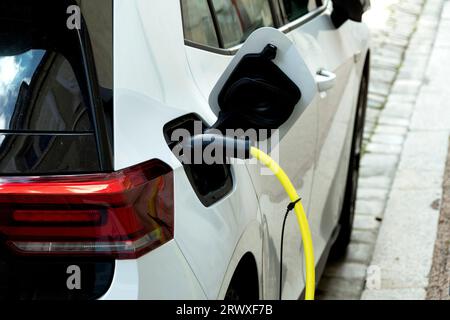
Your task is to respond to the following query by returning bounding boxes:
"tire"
[225,278,259,301]
[330,66,369,260]
[224,254,259,300]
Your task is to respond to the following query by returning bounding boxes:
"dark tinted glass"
[0,0,113,175]
[0,1,95,133]
[181,0,220,47]
[0,50,92,132]
[0,134,100,175]
[212,0,274,48]
[283,0,322,22]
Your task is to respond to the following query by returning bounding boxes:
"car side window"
[180,0,325,50]
[181,0,220,47]
[282,0,323,22]
[212,0,274,48]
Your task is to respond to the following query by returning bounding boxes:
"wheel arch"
[224,252,260,300]
[217,220,263,300]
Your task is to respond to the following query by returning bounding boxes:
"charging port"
[163,114,233,207]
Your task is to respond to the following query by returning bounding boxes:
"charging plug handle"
[182,134,253,161]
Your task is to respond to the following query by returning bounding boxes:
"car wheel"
[330,66,368,259]
[224,254,259,300]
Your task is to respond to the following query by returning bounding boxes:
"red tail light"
[0,160,174,259]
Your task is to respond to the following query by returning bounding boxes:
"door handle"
[316,69,336,93]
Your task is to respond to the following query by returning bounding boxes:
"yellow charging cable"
[250,147,316,301]
[180,135,316,299]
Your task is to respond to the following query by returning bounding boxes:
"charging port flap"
[163,113,233,207]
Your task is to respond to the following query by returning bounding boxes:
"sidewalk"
[362,0,450,299]
[318,0,448,300]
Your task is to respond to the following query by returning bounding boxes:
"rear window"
[0,0,113,175]
[0,51,92,132]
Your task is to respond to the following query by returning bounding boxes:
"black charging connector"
[180,134,253,164]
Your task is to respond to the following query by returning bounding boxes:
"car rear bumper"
[100,240,206,300]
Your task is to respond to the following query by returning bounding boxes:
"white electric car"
[0,0,370,300]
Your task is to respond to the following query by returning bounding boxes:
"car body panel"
[109,0,369,300]
[114,0,261,299]
[100,241,206,300]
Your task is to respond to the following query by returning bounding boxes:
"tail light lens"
[0,160,174,259]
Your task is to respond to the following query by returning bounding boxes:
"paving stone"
[380,104,414,119]
[374,125,408,136]
[371,133,405,146]
[355,199,385,218]
[440,1,450,19]
[360,163,398,180]
[413,27,439,41]
[344,243,374,264]
[374,47,404,61]
[379,269,429,289]
[397,62,427,79]
[324,262,368,280]
[409,36,434,48]
[370,68,397,85]
[406,42,433,54]
[380,43,406,57]
[353,215,381,231]
[366,143,403,155]
[363,121,376,135]
[368,93,387,106]
[378,116,410,127]
[392,9,420,20]
[365,108,381,123]
[367,98,384,110]
[390,80,422,95]
[417,17,439,29]
[384,93,417,104]
[318,277,365,299]
[393,169,444,190]
[362,288,427,300]
[397,131,449,172]
[434,33,450,49]
[358,176,392,190]
[351,230,378,245]
[372,55,403,69]
[360,154,399,178]
[368,189,442,292]
[384,36,410,49]
[316,291,359,300]
[411,90,450,131]
[369,81,391,97]
[357,188,389,202]
[423,47,450,90]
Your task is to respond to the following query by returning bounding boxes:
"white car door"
[183,0,324,300]
[282,0,370,271]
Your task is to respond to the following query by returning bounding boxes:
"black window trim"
[79,25,114,172]
[183,0,330,56]
[75,4,114,172]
